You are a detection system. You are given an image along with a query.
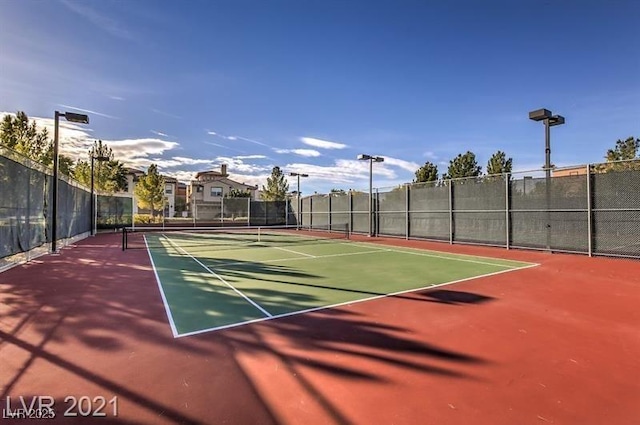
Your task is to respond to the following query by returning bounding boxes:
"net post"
[122,226,126,251]
[586,163,593,257]
[221,196,224,226]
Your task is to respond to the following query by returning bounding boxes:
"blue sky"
[1,0,638,193]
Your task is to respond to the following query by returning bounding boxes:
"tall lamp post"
[289,172,308,229]
[90,154,109,236]
[357,154,384,237]
[52,111,89,253]
[529,108,565,250]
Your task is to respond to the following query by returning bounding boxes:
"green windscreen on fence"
[1,146,92,261]
[0,151,48,258]
[97,195,133,229]
[378,187,407,237]
[592,166,640,257]
[408,181,449,241]
[293,161,640,258]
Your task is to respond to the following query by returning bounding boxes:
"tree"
[443,151,482,180]
[414,161,439,183]
[226,188,252,198]
[261,166,289,201]
[74,140,127,193]
[134,164,166,217]
[486,151,513,175]
[0,111,75,176]
[595,136,640,173]
[330,188,346,195]
[606,136,639,161]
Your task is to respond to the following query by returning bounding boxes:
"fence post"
[247,197,251,227]
[448,180,454,244]
[221,196,224,226]
[405,184,410,240]
[310,196,313,229]
[348,191,353,235]
[328,195,332,231]
[375,188,379,236]
[586,163,593,257]
[505,173,510,249]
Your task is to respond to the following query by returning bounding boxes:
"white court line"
[272,245,316,258]
[161,234,273,318]
[144,235,179,338]
[175,262,540,338]
[349,242,537,268]
[214,248,393,268]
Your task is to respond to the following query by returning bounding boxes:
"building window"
[211,187,223,197]
[196,186,203,193]
[165,184,173,194]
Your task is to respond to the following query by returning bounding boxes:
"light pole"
[357,154,384,237]
[529,108,565,250]
[52,111,89,253]
[90,154,109,236]
[289,172,308,229]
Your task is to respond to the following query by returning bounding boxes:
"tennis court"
[127,226,537,337]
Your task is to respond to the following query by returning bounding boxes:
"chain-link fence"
[1,146,92,267]
[97,194,133,229]
[295,159,640,258]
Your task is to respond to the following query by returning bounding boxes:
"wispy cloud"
[275,148,321,157]
[150,130,169,138]
[424,151,438,160]
[108,95,125,101]
[234,135,273,148]
[60,0,135,41]
[214,156,272,174]
[59,104,118,120]
[208,130,275,149]
[151,109,182,119]
[204,141,247,154]
[235,154,267,159]
[106,138,179,159]
[381,156,420,173]
[300,137,347,150]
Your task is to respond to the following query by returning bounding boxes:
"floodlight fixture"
[528,107,566,251]
[51,111,90,253]
[289,172,309,229]
[528,108,552,122]
[357,153,385,236]
[548,115,565,127]
[63,112,90,124]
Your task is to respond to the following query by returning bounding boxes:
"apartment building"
[188,164,258,219]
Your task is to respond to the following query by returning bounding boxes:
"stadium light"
[52,110,90,253]
[289,172,309,230]
[529,108,565,250]
[357,154,384,237]
[90,154,110,236]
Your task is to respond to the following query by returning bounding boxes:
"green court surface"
[144,231,536,337]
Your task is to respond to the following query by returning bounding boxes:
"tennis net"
[122,223,350,251]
